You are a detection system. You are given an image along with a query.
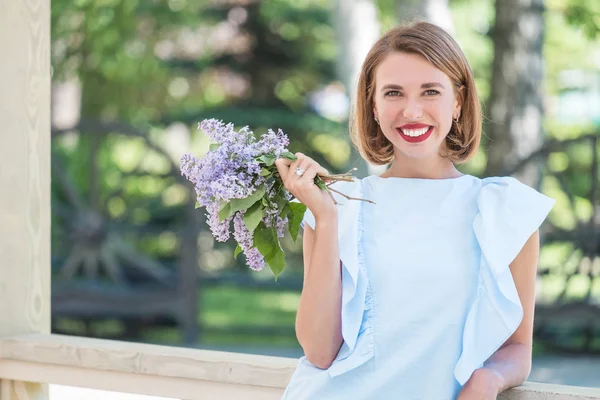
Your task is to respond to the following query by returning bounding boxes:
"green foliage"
[253,221,287,280]
[564,0,600,39]
[243,201,265,232]
[288,202,307,242]
[214,150,324,279]
[51,0,346,281]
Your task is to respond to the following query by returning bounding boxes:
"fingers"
[276,152,328,191]
[297,159,328,182]
[292,155,326,186]
[317,165,329,177]
[282,152,303,184]
[289,153,313,184]
[299,164,320,184]
[274,157,293,181]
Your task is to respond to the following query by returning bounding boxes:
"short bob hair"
[351,21,482,165]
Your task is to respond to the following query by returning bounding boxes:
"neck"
[382,154,462,180]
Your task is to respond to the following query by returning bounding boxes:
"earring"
[453,114,460,123]
[374,117,380,125]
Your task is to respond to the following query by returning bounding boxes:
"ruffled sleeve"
[293,179,374,377]
[454,176,556,385]
[299,207,315,231]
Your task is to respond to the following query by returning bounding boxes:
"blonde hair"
[351,21,482,165]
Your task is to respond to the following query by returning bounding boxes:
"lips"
[399,123,431,130]
[396,125,434,143]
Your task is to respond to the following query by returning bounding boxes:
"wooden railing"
[0,334,292,400]
[0,334,599,400]
[2,2,600,400]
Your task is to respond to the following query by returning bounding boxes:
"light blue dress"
[283,174,555,400]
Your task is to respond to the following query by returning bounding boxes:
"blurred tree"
[332,0,381,99]
[484,0,545,186]
[395,0,454,33]
[50,0,353,344]
[563,0,600,39]
[333,0,381,176]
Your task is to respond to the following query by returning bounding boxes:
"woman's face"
[372,52,461,161]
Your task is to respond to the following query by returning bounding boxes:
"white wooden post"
[0,0,51,398]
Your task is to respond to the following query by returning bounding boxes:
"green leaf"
[209,143,220,151]
[281,151,296,161]
[276,192,287,211]
[243,201,265,232]
[263,154,277,167]
[288,202,307,242]
[219,200,232,222]
[268,238,286,281]
[253,222,286,280]
[195,201,201,209]
[259,168,272,177]
[316,179,328,190]
[234,244,243,260]
[230,184,266,213]
[256,154,277,166]
[279,203,290,218]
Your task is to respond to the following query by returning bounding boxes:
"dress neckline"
[368,173,474,183]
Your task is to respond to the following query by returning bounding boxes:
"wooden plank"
[500,381,600,400]
[2,334,600,399]
[0,379,47,400]
[0,0,51,335]
[0,360,283,400]
[0,0,50,398]
[0,334,297,389]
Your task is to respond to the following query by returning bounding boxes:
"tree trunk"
[485,0,545,186]
[395,0,454,34]
[333,0,382,176]
[179,200,201,345]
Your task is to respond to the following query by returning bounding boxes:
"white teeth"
[402,127,430,137]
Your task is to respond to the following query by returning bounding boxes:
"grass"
[54,285,303,349]
[54,275,600,355]
[201,285,299,327]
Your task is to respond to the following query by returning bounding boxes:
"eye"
[384,90,402,97]
[424,89,440,96]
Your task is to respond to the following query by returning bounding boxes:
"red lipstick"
[396,124,434,143]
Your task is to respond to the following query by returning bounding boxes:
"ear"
[454,85,465,117]
[453,102,461,120]
[373,104,378,121]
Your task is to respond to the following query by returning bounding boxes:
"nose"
[402,99,423,120]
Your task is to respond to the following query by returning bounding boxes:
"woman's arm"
[295,214,344,369]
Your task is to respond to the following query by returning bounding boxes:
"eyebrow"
[380,82,445,91]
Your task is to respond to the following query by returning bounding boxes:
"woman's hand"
[456,368,503,400]
[274,152,337,221]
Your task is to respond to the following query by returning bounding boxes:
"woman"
[274,21,555,399]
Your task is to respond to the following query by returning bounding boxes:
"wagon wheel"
[508,133,600,352]
[51,119,198,340]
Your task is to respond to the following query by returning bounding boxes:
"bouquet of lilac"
[180,119,365,279]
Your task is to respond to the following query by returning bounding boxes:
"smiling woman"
[375,53,459,152]
[352,23,481,180]
[281,21,556,400]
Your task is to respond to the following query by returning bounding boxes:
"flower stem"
[327,186,376,204]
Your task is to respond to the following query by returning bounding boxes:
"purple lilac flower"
[180,119,293,272]
[232,211,265,271]
[205,202,233,242]
[255,128,289,159]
